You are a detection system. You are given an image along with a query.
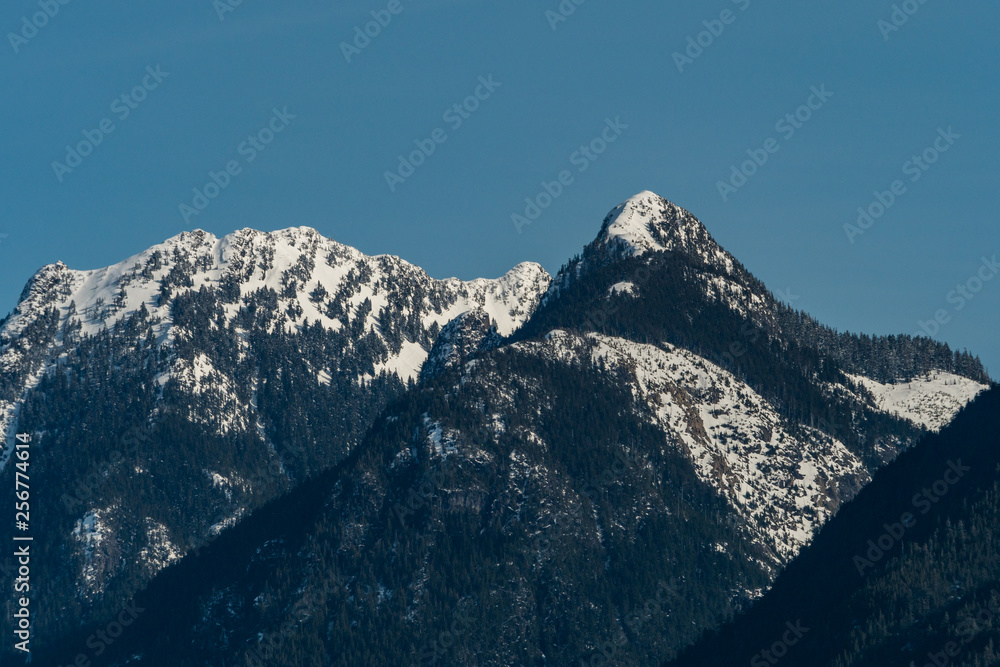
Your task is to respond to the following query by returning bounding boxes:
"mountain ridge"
[0,192,991,665]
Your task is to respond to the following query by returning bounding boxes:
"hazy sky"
[2,0,998,375]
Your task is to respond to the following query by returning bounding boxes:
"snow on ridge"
[0,227,552,438]
[139,519,183,577]
[847,371,988,432]
[4,226,550,342]
[456,262,552,336]
[72,508,113,598]
[518,331,985,559]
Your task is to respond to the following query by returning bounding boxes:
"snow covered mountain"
[845,371,986,432]
[2,192,991,666]
[0,227,550,463]
[523,330,985,563]
[23,191,991,667]
[0,226,551,642]
[520,191,989,563]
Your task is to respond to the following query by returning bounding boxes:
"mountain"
[14,192,989,665]
[667,386,1000,667]
[0,226,551,643]
[14,191,990,666]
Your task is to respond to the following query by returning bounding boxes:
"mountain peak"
[595,191,713,259]
[541,192,739,304]
[581,192,737,283]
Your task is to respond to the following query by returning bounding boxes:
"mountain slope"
[36,327,778,666]
[667,386,1000,667]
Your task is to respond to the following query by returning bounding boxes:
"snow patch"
[848,371,988,431]
[608,281,637,296]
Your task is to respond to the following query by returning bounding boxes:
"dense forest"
[33,341,775,666]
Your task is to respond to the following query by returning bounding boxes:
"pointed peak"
[595,191,697,256]
[24,259,74,283]
[543,192,742,303]
[589,192,736,272]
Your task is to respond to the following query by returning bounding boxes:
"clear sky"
[2,0,997,375]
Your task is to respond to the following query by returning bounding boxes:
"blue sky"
[2,0,998,375]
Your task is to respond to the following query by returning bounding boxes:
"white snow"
[373,340,428,382]
[847,371,988,431]
[514,331,990,562]
[608,281,637,296]
[138,519,182,576]
[423,414,458,457]
[208,511,245,536]
[72,509,110,597]
[0,364,46,475]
